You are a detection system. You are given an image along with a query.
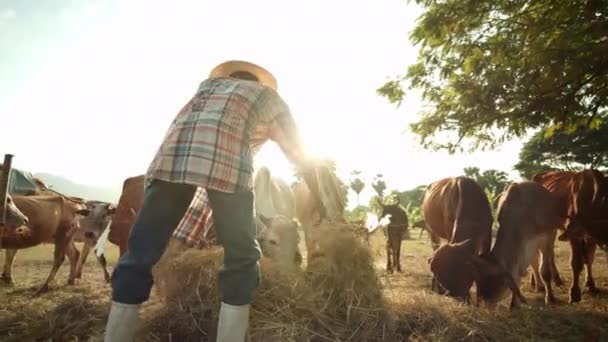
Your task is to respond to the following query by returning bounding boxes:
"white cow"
[253,166,301,270]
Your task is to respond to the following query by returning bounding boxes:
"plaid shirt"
[173,187,215,247]
[146,77,304,193]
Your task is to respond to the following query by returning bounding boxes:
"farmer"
[104,60,314,342]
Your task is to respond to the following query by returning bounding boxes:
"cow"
[0,195,90,294]
[1,194,29,230]
[533,169,607,303]
[423,176,493,301]
[293,162,348,260]
[253,167,301,269]
[377,198,408,273]
[73,201,115,283]
[460,182,567,309]
[108,175,145,257]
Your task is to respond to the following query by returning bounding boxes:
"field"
[1,230,608,341]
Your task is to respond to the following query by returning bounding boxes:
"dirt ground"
[1,229,608,341]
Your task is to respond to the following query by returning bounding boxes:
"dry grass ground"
[1,228,608,341]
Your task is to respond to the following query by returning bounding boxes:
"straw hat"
[209,60,278,91]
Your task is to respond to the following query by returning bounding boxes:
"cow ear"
[76,208,91,217]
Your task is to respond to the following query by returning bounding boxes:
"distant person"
[104,60,314,342]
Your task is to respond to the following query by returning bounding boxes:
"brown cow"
[109,175,144,256]
[424,176,493,301]
[533,169,607,303]
[0,195,90,294]
[463,182,567,308]
[377,198,408,274]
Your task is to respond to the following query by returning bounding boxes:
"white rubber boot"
[216,302,250,342]
[104,301,140,342]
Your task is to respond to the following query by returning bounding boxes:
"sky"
[0,0,525,207]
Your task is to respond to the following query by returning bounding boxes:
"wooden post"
[0,154,14,225]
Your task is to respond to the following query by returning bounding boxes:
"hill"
[33,173,121,203]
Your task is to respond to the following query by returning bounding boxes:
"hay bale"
[144,226,397,341]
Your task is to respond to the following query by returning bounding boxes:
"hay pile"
[0,296,107,342]
[144,227,396,341]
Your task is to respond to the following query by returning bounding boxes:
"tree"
[378,0,608,152]
[390,185,427,209]
[463,167,510,193]
[514,123,608,179]
[390,185,427,225]
[349,170,365,206]
[371,174,387,200]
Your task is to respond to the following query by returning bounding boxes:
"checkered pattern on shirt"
[173,187,215,247]
[145,77,303,193]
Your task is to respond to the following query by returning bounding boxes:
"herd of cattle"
[0,166,607,311]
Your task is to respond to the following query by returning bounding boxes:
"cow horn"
[0,154,14,226]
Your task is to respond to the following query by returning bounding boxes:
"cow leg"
[540,240,557,305]
[583,239,598,294]
[529,250,544,292]
[395,239,403,273]
[430,233,441,291]
[1,249,18,285]
[97,253,111,283]
[36,240,69,295]
[66,242,80,285]
[75,240,93,279]
[386,239,393,274]
[568,239,585,304]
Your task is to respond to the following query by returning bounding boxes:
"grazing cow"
[533,169,607,303]
[463,182,567,308]
[0,195,90,294]
[1,195,29,229]
[294,162,347,259]
[256,215,302,270]
[377,198,408,273]
[253,167,301,268]
[423,176,493,301]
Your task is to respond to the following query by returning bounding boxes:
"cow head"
[468,254,527,309]
[378,198,408,228]
[257,214,301,269]
[1,195,28,229]
[428,239,476,301]
[79,201,115,242]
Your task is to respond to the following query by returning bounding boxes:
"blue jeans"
[111,179,261,306]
